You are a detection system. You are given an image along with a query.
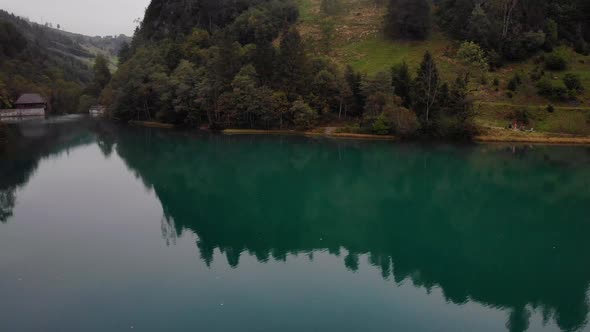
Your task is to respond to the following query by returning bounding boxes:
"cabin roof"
[15,93,46,105]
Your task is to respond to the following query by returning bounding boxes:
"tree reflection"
[0,118,95,223]
[0,189,15,223]
[110,129,590,332]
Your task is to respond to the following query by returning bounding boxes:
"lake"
[1,116,590,332]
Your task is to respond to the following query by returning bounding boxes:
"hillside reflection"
[112,128,590,332]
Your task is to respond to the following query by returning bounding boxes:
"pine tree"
[385,0,431,40]
[391,62,412,107]
[279,28,308,96]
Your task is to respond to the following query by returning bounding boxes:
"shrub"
[510,108,530,125]
[392,107,419,137]
[529,66,545,81]
[537,78,568,100]
[291,99,318,129]
[507,73,522,91]
[546,104,555,113]
[493,78,499,86]
[563,73,584,93]
[371,112,392,135]
[507,78,519,91]
[544,52,567,71]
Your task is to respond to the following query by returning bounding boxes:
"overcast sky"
[2,0,151,36]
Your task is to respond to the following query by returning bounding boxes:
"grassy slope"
[297,0,590,135]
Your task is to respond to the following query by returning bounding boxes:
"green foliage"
[507,75,520,92]
[0,10,120,114]
[89,55,112,97]
[436,0,588,62]
[279,28,308,96]
[544,19,559,50]
[77,94,97,113]
[442,77,478,138]
[456,41,489,79]
[292,98,318,129]
[0,21,27,58]
[319,17,336,51]
[391,62,412,107]
[510,108,531,125]
[372,112,392,135]
[385,0,431,40]
[545,52,568,71]
[563,73,584,94]
[546,104,555,113]
[413,52,441,132]
[466,5,491,49]
[536,78,569,101]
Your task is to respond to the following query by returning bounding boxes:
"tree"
[118,42,132,64]
[385,0,431,40]
[291,98,318,129]
[91,55,112,96]
[344,66,364,116]
[271,91,291,128]
[563,73,583,94]
[447,77,475,124]
[391,62,412,107]
[413,52,441,130]
[319,18,336,51]
[467,5,493,49]
[0,21,27,58]
[278,28,308,96]
[456,42,489,82]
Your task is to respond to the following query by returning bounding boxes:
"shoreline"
[222,129,396,141]
[223,128,590,145]
[474,135,590,145]
[129,120,175,129]
[126,122,590,145]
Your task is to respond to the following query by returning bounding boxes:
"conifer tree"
[385,0,431,40]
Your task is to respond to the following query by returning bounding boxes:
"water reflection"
[2,119,590,331]
[113,129,590,332]
[0,118,95,222]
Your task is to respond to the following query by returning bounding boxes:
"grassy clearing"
[336,32,453,76]
[476,103,590,135]
[297,0,320,23]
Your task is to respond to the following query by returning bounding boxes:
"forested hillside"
[103,0,590,137]
[0,10,129,114]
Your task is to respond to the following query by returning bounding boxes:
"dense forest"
[0,10,128,114]
[106,0,589,138]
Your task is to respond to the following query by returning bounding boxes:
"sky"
[1,0,151,36]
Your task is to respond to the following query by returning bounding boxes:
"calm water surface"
[1,117,590,332]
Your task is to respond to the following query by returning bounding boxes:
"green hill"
[0,10,130,113]
[297,0,590,134]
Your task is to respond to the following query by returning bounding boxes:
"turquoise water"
[1,117,590,332]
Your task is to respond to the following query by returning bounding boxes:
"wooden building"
[0,93,47,118]
[15,94,47,110]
